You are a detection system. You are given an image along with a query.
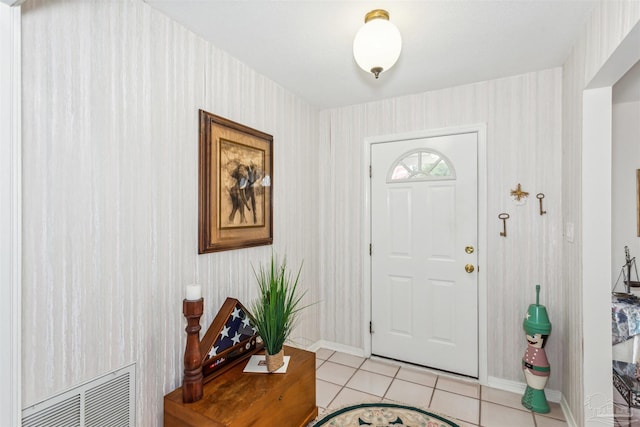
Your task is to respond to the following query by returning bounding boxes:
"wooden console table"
[164,346,317,427]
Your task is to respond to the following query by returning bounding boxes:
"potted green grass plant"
[247,254,306,372]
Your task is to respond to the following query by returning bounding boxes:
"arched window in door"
[386,149,455,183]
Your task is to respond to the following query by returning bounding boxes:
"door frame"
[581,21,640,426]
[0,2,22,425]
[362,124,488,384]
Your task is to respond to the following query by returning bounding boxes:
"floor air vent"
[22,363,135,427]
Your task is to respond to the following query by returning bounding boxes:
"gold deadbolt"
[465,264,475,273]
[465,246,475,254]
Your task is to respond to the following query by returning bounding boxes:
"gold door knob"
[465,246,474,254]
[465,264,475,273]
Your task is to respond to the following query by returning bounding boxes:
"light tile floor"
[312,348,568,427]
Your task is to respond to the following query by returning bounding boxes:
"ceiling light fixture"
[353,9,402,79]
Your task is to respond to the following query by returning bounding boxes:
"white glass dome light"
[353,9,402,79]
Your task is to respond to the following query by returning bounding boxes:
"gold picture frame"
[199,110,273,253]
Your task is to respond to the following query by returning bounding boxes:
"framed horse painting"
[198,110,273,253]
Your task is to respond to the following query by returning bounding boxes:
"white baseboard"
[487,376,577,425]
[560,393,579,427]
[306,340,365,357]
[487,376,561,402]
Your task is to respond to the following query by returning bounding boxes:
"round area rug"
[313,402,460,427]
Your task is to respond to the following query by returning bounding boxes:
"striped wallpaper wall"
[21,0,320,424]
[319,68,564,390]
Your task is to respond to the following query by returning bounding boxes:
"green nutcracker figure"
[522,285,552,413]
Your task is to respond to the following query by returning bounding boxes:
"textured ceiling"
[145,0,598,109]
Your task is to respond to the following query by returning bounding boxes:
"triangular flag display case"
[164,297,318,426]
[199,297,262,382]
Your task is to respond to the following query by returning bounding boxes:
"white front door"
[370,132,478,377]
